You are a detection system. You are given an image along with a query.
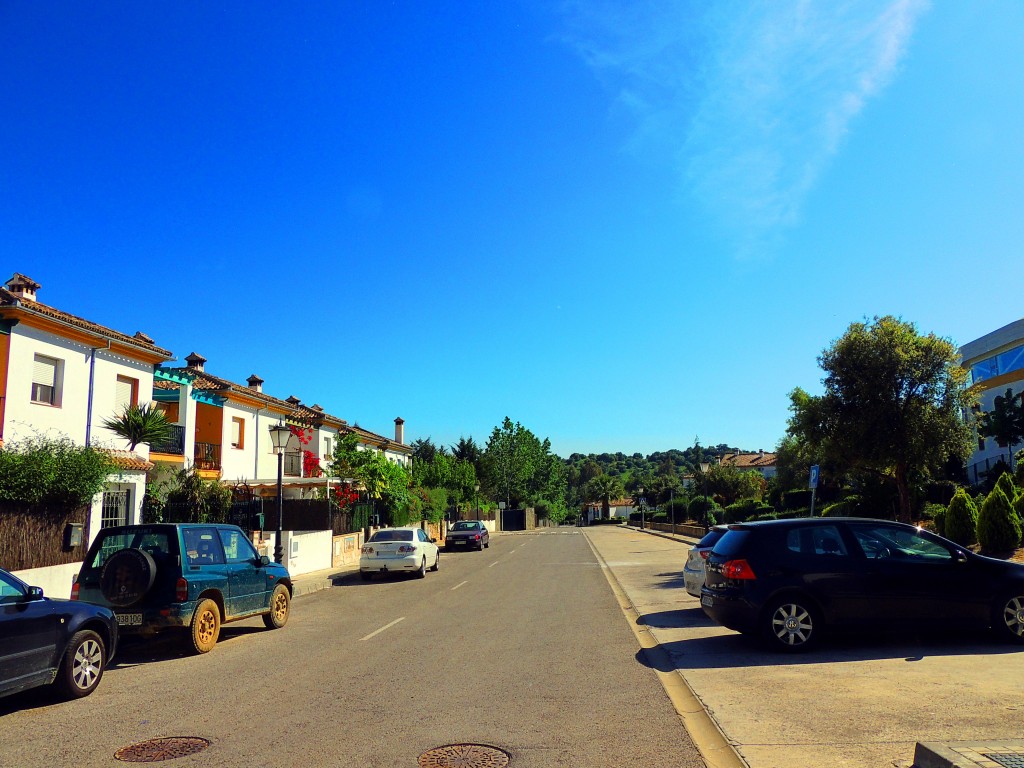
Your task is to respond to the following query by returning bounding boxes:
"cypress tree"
[943,488,978,546]
[977,488,1021,554]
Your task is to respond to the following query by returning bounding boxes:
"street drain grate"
[986,755,1024,768]
[114,737,211,762]
[418,743,510,767]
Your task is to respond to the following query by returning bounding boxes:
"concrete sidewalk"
[290,561,360,599]
[623,524,702,547]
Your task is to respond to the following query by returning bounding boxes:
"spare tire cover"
[100,548,157,608]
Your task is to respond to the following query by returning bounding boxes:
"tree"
[101,403,173,452]
[787,316,975,523]
[481,418,538,508]
[944,488,978,546]
[977,487,1021,554]
[584,474,623,519]
[977,388,1024,470]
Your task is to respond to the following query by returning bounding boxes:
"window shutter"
[115,378,133,410]
[231,418,241,446]
[33,356,57,386]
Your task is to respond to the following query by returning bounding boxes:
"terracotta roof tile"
[0,288,172,358]
[721,452,777,468]
[98,449,154,471]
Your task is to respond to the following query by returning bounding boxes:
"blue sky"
[2,1,1022,458]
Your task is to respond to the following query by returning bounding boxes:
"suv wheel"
[100,549,157,608]
[188,599,221,654]
[263,585,290,629]
[994,591,1024,643]
[762,596,820,652]
[57,630,105,698]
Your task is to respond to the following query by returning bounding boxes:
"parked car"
[701,518,1024,652]
[360,528,440,580]
[683,525,727,597]
[72,523,291,654]
[445,520,490,551]
[1,567,118,700]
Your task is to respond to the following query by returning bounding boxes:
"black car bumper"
[700,589,758,634]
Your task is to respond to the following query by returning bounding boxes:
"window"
[851,524,952,562]
[101,490,129,529]
[31,354,61,405]
[218,528,259,563]
[785,525,849,556]
[0,570,27,604]
[115,375,139,411]
[324,436,333,459]
[231,417,245,449]
[182,528,226,565]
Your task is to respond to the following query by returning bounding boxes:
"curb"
[291,567,359,599]
[625,525,703,546]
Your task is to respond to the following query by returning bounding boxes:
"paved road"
[585,525,1024,768]
[0,530,703,768]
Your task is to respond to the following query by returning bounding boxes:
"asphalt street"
[0,529,703,768]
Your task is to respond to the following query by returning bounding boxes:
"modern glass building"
[959,318,1024,484]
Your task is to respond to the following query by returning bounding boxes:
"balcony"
[150,425,185,455]
[284,450,302,477]
[194,442,222,471]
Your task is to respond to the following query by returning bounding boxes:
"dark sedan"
[701,518,1024,651]
[445,521,490,551]
[0,568,118,699]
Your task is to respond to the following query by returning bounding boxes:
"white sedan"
[360,527,440,580]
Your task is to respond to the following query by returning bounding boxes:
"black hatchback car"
[1,567,118,700]
[701,518,1024,651]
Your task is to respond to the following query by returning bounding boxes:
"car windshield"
[371,530,414,542]
[86,528,176,570]
[452,522,479,531]
[696,529,725,548]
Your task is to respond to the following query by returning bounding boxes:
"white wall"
[282,530,333,576]
[4,324,155,456]
[12,562,80,600]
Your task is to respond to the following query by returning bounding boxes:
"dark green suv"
[72,523,292,653]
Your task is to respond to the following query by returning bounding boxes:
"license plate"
[453,540,466,545]
[700,595,713,608]
[116,613,143,626]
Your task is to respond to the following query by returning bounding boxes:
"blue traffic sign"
[808,465,819,490]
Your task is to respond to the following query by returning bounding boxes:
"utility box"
[64,522,84,550]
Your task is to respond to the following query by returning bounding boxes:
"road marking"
[451,580,469,591]
[488,561,499,568]
[360,617,405,641]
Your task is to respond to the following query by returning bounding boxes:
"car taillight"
[70,581,80,601]
[473,534,480,540]
[722,559,756,580]
[699,550,710,560]
[362,546,374,554]
[176,578,189,601]
[397,545,415,553]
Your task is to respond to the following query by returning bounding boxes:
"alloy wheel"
[1004,595,1024,638]
[770,602,814,647]
[72,638,103,691]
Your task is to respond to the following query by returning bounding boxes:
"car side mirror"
[259,555,271,567]
[953,550,969,563]
[430,538,438,543]
[27,586,44,600]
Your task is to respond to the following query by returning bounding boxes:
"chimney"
[286,396,301,406]
[394,417,405,444]
[246,374,264,393]
[5,273,40,302]
[184,352,206,372]
[759,448,764,456]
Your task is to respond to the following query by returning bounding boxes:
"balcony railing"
[194,442,222,471]
[284,451,302,477]
[150,425,185,455]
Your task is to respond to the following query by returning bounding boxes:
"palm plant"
[585,474,624,519]
[102,403,173,452]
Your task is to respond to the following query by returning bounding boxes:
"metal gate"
[101,489,129,529]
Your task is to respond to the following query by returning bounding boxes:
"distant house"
[582,497,635,524]
[959,317,1024,484]
[720,450,777,479]
[0,272,173,596]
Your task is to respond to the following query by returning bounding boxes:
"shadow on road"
[635,629,1022,672]
[638,607,717,629]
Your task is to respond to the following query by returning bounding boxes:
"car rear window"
[696,529,725,548]
[710,530,752,558]
[85,528,177,571]
[371,530,414,542]
[452,522,479,531]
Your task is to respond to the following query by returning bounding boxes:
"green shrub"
[820,496,861,518]
[0,437,113,508]
[781,489,813,510]
[1013,492,1024,524]
[687,496,719,527]
[943,488,978,546]
[919,502,946,522]
[932,508,946,537]
[723,498,766,524]
[650,512,668,524]
[977,488,1021,554]
[994,472,1018,503]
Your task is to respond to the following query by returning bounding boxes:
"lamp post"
[670,487,676,536]
[699,462,710,533]
[638,486,645,530]
[474,483,480,520]
[268,422,291,564]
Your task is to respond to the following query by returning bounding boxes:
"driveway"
[585,525,1024,768]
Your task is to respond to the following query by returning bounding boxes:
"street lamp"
[268,422,291,564]
[638,486,645,530]
[474,483,480,520]
[699,462,710,532]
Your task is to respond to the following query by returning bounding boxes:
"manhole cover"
[986,754,1024,768]
[418,743,510,767]
[114,737,211,762]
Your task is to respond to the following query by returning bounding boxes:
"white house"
[0,273,173,596]
[960,318,1024,484]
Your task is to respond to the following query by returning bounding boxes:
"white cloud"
[561,0,930,257]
